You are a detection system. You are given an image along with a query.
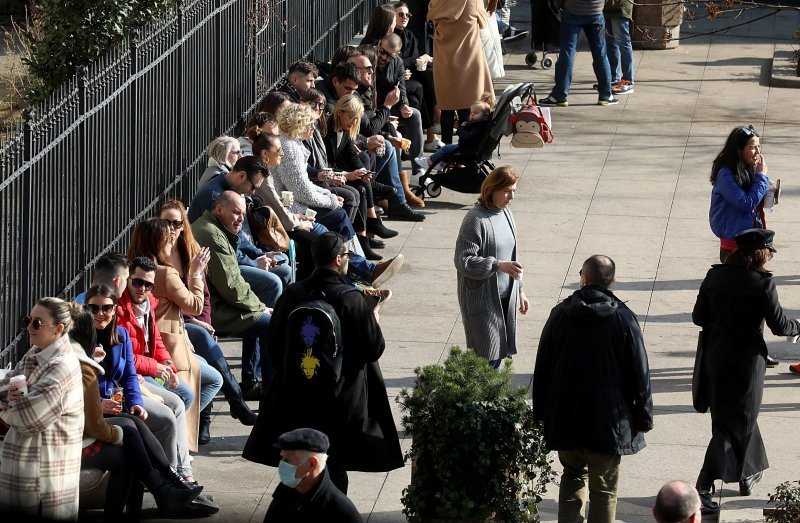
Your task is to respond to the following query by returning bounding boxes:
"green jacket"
[605,0,633,20]
[192,210,265,336]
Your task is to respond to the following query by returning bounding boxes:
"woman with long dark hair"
[159,199,258,430]
[692,229,800,513]
[709,125,770,263]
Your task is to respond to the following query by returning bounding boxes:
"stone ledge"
[771,45,800,88]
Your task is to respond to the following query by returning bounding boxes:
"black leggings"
[348,180,374,234]
[440,108,469,144]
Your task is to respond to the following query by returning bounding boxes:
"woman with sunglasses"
[128,218,223,448]
[0,298,85,520]
[69,306,203,518]
[159,200,259,431]
[198,135,242,189]
[709,125,772,264]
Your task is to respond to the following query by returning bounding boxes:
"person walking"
[691,229,800,513]
[532,255,653,522]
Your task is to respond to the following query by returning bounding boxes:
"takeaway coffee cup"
[281,191,294,207]
[415,58,427,71]
[9,374,27,396]
[305,208,317,219]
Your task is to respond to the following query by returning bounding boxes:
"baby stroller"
[413,83,538,200]
[525,0,561,69]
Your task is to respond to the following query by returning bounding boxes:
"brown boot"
[399,170,425,208]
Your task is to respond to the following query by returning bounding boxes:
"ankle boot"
[399,170,425,208]
[148,472,203,516]
[207,356,258,425]
[366,217,398,239]
[357,234,383,261]
[198,403,212,445]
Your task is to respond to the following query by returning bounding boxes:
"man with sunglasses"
[278,60,319,102]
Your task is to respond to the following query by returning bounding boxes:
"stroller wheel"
[525,52,538,67]
[542,55,555,69]
[426,183,442,198]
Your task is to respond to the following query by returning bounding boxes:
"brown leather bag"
[248,204,290,251]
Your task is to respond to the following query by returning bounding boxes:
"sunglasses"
[24,316,56,330]
[130,278,155,291]
[378,47,399,58]
[740,125,755,137]
[397,12,412,18]
[166,219,183,230]
[87,304,116,315]
[357,65,374,73]
[231,150,243,156]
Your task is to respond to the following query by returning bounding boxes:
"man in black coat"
[242,232,404,495]
[532,254,653,523]
[263,428,363,523]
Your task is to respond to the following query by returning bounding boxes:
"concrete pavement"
[149,7,800,522]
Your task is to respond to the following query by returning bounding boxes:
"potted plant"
[764,480,800,522]
[397,347,553,522]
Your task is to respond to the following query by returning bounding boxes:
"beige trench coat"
[428,0,494,110]
[153,265,203,452]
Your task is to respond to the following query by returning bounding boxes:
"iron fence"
[0,0,380,367]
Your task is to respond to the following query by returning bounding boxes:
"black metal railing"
[0,0,379,367]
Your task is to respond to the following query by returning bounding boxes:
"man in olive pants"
[532,255,653,522]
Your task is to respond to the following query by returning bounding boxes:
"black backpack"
[283,285,359,388]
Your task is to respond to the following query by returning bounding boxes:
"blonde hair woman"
[325,94,387,260]
[272,103,357,241]
[454,166,529,368]
[198,135,242,189]
[0,298,85,520]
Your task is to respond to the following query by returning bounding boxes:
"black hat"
[273,428,330,453]
[735,228,776,253]
[311,231,344,267]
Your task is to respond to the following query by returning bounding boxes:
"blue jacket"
[709,167,769,240]
[97,326,144,408]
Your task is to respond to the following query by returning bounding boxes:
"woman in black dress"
[692,228,800,513]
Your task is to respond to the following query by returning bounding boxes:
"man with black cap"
[243,232,404,495]
[263,428,363,522]
[692,228,800,513]
[532,254,653,522]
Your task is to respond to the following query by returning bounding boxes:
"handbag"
[480,13,505,80]
[248,203,290,251]
[692,331,710,413]
[509,96,554,148]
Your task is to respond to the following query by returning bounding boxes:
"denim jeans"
[185,322,224,361]
[430,143,459,165]
[141,381,191,477]
[374,145,405,206]
[239,312,272,387]
[552,9,613,101]
[239,264,283,308]
[605,13,634,83]
[195,354,222,411]
[144,375,194,410]
[558,448,621,523]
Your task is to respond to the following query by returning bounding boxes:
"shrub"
[766,480,800,523]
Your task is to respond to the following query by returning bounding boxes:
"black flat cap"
[311,231,344,266]
[273,428,330,453]
[735,228,777,253]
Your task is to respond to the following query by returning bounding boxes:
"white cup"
[281,191,294,207]
[9,374,27,396]
[305,208,317,219]
[415,58,427,71]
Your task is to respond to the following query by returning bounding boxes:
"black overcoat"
[242,269,404,472]
[692,257,800,482]
[263,467,364,523]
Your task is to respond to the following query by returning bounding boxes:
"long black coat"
[263,467,363,523]
[242,269,404,473]
[532,286,653,455]
[692,257,800,482]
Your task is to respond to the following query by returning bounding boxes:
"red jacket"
[117,291,177,377]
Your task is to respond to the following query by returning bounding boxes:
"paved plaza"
[143,8,800,522]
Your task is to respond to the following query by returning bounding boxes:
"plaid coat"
[0,334,84,520]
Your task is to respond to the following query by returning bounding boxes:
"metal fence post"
[129,30,140,217]
[176,1,185,199]
[18,108,34,361]
[77,66,88,289]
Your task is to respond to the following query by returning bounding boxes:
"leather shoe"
[698,487,719,514]
[389,203,425,222]
[739,470,763,496]
[766,355,779,367]
[240,381,263,401]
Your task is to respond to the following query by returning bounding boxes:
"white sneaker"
[423,139,444,152]
[413,157,430,170]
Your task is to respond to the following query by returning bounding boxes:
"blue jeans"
[605,14,634,83]
[195,354,222,411]
[374,145,405,206]
[430,143,459,165]
[185,322,223,361]
[239,312,272,387]
[551,9,612,101]
[270,252,293,287]
[144,375,194,410]
[239,264,283,308]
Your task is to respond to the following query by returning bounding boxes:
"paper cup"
[281,191,294,207]
[9,374,27,396]
[305,208,317,219]
[415,58,426,71]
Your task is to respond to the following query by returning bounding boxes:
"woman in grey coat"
[454,166,529,367]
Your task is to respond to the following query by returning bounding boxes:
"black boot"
[145,471,203,516]
[357,234,383,261]
[366,217,399,239]
[389,203,426,222]
[163,466,196,490]
[198,403,212,445]
[207,357,258,425]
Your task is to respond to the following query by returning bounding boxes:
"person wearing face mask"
[263,428,363,523]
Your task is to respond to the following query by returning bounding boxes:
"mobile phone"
[275,259,286,266]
